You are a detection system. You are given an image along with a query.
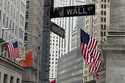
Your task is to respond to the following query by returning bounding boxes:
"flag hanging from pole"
[3,41,19,59]
[80,29,97,64]
[80,29,102,77]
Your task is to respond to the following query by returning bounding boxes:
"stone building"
[57,48,84,83]
[0,0,26,83]
[0,54,23,83]
[103,0,125,83]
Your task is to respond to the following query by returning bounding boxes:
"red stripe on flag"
[88,38,97,54]
[7,43,13,58]
[95,60,102,73]
[89,58,102,74]
[5,43,19,59]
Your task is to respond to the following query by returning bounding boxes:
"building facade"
[24,0,46,83]
[49,0,85,81]
[57,48,84,83]
[103,0,125,83]
[0,0,26,56]
[0,0,26,83]
[0,54,23,83]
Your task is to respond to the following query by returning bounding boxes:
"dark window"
[104,18,106,22]
[3,74,8,83]
[104,11,106,15]
[104,25,106,29]
[26,14,29,19]
[104,4,106,9]
[10,76,14,83]
[24,33,28,41]
[101,32,103,36]
[101,4,103,8]
[38,46,40,50]
[16,78,20,83]
[101,24,103,28]
[101,17,103,22]
[25,22,28,30]
[104,32,106,36]
[101,11,103,15]
[101,24,103,30]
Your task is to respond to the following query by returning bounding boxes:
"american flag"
[4,41,19,59]
[80,29,102,76]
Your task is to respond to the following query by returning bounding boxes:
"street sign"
[50,22,65,38]
[50,4,95,18]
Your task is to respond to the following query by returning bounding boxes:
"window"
[26,13,29,19]
[104,25,106,29]
[38,46,40,50]
[10,76,14,83]
[26,1,30,9]
[104,4,106,9]
[3,74,8,83]
[24,33,28,41]
[101,11,103,15]
[104,32,106,36]
[101,4,103,8]
[16,78,20,83]
[101,32,103,36]
[104,11,106,15]
[101,17,103,22]
[25,22,28,30]
[104,18,106,22]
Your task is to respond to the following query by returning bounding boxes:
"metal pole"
[39,0,53,83]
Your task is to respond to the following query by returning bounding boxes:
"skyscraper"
[49,0,85,81]
[24,0,50,83]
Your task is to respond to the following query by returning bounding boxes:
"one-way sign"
[50,4,95,18]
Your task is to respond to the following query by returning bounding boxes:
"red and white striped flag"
[80,29,102,78]
[4,42,19,59]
